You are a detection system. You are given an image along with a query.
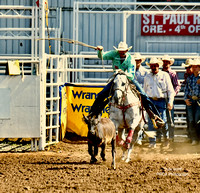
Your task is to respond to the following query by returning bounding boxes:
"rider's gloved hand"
[96,46,103,51]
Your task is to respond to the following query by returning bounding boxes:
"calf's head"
[83,114,100,135]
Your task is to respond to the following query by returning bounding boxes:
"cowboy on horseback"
[87,41,164,144]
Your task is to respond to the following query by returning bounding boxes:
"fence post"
[39,0,46,150]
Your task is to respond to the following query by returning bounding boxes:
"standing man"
[182,59,194,88]
[162,55,181,143]
[133,52,149,145]
[134,52,148,88]
[181,59,193,141]
[144,57,175,148]
[184,58,200,145]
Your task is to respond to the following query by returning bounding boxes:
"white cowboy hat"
[161,55,174,65]
[192,58,200,66]
[146,57,163,67]
[113,41,132,52]
[181,59,194,68]
[133,52,146,63]
[181,63,190,68]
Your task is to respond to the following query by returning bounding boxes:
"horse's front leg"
[117,128,125,146]
[125,126,141,163]
[125,142,134,163]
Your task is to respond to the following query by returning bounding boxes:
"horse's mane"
[107,70,128,83]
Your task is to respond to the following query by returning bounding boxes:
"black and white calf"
[83,115,116,169]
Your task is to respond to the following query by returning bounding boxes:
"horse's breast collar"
[110,102,139,111]
[110,102,140,128]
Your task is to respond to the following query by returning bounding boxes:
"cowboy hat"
[161,55,174,65]
[192,58,200,66]
[146,57,163,67]
[181,58,193,68]
[113,41,132,52]
[133,52,146,63]
[181,63,190,68]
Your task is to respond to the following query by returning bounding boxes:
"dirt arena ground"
[1,137,200,193]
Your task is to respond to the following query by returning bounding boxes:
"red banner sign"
[141,14,200,36]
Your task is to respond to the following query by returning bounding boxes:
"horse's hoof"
[125,158,130,163]
[112,164,116,170]
[121,156,126,161]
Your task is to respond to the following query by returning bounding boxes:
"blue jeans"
[148,99,168,144]
[186,100,200,141]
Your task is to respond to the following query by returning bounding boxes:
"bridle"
[112,74,129,105]
[110,73,140,128]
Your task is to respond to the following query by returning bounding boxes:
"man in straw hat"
[161,55,181,143]
[87,42,164,146]
[134,52,148,88]
[144,57,175,148]
[182,59,194,87]
[181,59,194,142]
[133,52,149,145]
[184,58,200,145]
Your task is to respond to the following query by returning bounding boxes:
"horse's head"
[112,72,129,105]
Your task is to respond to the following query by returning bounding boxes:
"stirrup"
[151,118,158,129]
[155,116,165,127]
[151,115,165,129]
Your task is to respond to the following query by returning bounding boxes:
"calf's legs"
[88,142,98,163]
[100,143,106,161]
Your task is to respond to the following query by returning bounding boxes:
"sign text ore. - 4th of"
[141,14,200,36]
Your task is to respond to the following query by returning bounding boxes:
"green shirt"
[97,50,136,80]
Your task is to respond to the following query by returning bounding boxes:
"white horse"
[109,71,142,163]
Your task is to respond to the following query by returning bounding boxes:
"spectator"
[144,57,175,148]
[182,59,194,87]
[181,59,193,141]
[181,59,193,142]
[161,55,181,143]
[184,58,200,145]
[134,52,148,88]
[133,53,149,145]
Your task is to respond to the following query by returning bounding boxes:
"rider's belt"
[150,97,165,101]
[188,95,200,100]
